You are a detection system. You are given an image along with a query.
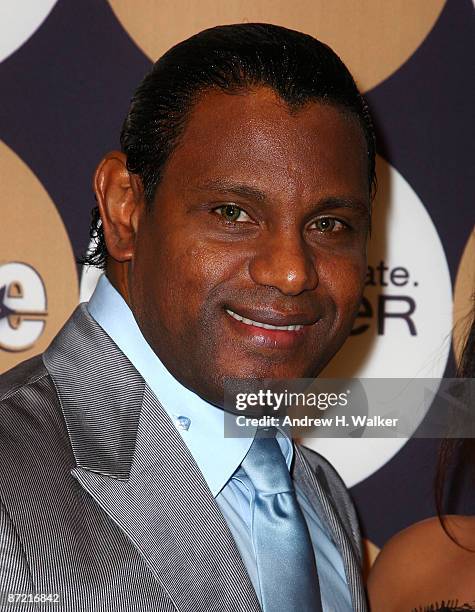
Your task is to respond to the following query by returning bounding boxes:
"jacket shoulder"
[0,354,61,440]
[0,355,49,402]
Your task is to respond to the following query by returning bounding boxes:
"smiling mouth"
[225,308,304,331]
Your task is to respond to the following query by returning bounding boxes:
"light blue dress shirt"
[87,274,352,612]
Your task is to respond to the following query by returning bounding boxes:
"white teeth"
[226,309,303,331]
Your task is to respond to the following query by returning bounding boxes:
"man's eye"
[214,204,251,223]
[311,217,346,232]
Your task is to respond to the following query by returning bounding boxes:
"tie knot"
[240,428,293,494]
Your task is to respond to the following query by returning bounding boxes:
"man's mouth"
[223,306,319,351]
[225,309,304,331]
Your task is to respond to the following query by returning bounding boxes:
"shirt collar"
[87,274,293,495]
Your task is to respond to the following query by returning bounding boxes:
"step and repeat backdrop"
[1,0,474,569]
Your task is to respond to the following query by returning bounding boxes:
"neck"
[106,260,132,308]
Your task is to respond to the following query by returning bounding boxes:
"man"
[0,23,375,612]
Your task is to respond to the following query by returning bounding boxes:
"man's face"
[129,87,370,406]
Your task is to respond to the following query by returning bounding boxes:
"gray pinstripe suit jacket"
[0,305,367,611]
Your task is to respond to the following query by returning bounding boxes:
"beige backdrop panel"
[0,141,78,373]
[109,0,444,92]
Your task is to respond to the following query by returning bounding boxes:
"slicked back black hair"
[81,23,376,268]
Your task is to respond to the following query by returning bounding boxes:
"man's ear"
[93,151,143,262]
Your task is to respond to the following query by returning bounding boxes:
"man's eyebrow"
[191,179,267,201]
[315,196,370,215]
[191,180,369,213]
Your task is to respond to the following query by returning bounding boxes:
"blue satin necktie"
[237,428,323,612]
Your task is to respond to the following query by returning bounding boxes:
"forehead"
[161,87,369,199]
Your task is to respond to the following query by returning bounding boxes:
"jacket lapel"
[44,305,261,612]
[292,444,368,612]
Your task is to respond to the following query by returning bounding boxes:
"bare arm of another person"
[368,515,475,612]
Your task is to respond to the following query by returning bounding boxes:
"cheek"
[148,233,244,320]
[318,253,366,313]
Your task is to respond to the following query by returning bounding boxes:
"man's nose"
[248,232,319,296]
